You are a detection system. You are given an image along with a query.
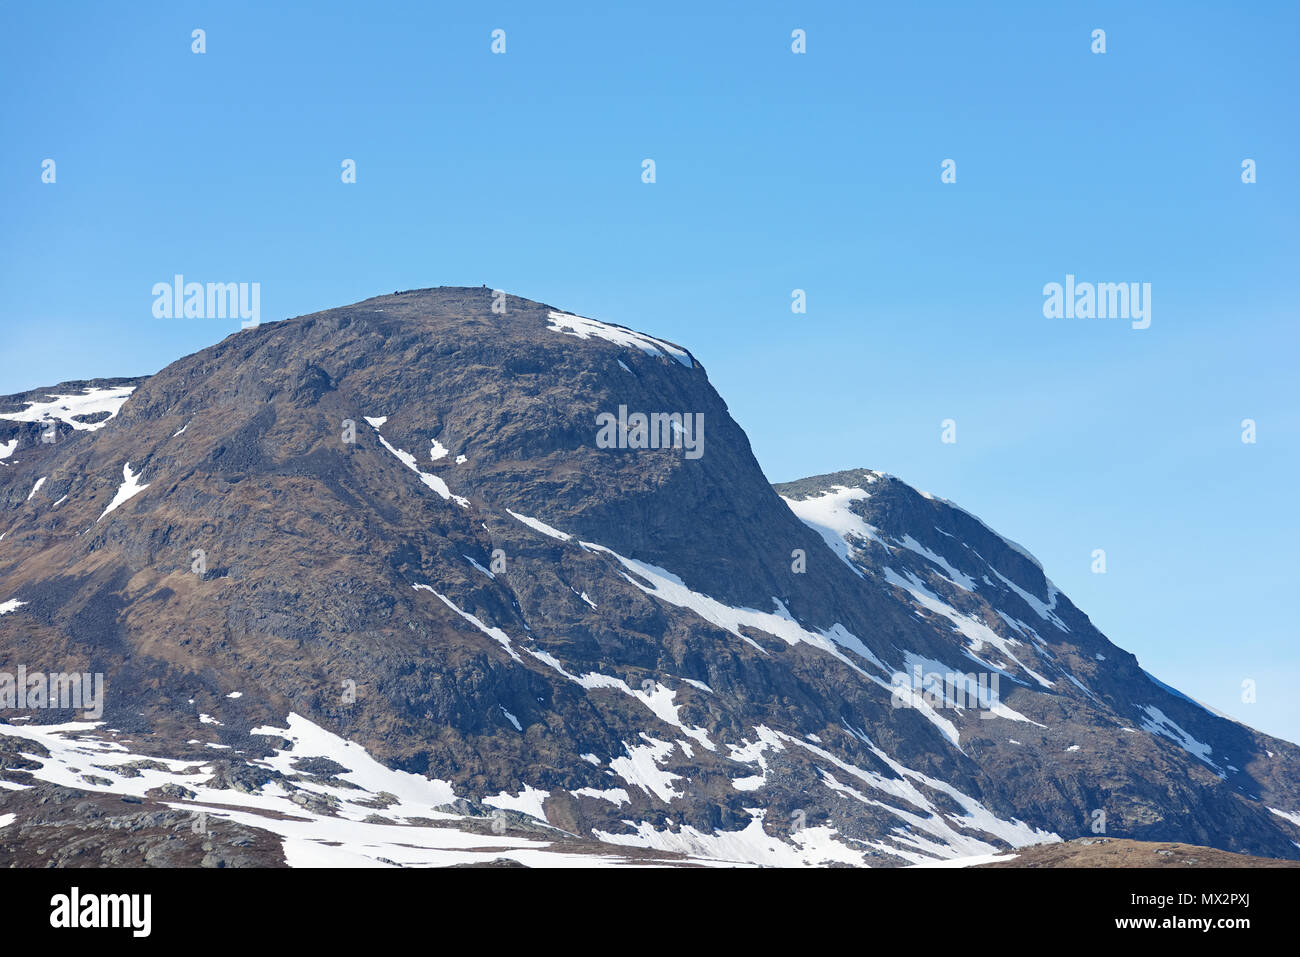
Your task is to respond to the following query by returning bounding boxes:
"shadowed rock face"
[1,286,1297,867]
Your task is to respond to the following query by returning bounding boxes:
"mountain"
[1,286,1297,867]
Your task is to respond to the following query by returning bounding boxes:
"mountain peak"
[2,289,1298,867]
[257,286,697,371]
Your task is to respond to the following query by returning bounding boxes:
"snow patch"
[584,541,890,679]
[0,386,134,432]
[595,808,864,867]
[500,706,522,731]
[884,568,1052,689]
[896,534,977,591]
[98,463,150,521]
[609,736,683,802]
[415,586,521,662]
[545,311,693,367]
[1268,807,1300,828]
[781,485,887,576]
[484,785,550,822]
[573,787,630,806]
[790,730,1059,863]
[368,421,469,508]
[507,509,572,542]
[1139,705,1220,772]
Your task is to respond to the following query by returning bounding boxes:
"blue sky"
[2,2,1297,742]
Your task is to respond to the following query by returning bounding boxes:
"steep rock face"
[776,469,1300,857]
[1,288,1296,866]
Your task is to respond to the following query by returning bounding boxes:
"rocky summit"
[1,286,1297,867]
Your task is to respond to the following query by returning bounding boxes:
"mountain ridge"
[1,287,1297,867]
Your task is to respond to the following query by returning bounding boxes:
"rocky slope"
[1,287,1297,867]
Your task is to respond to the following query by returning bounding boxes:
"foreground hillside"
[976,837,1300,868]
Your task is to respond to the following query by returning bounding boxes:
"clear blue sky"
[2,2,1296,742]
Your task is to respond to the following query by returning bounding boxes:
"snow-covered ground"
[0,714,722,868]
[0,386,134,432]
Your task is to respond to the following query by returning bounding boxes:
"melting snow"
[723,726,785,791]
[484,785,550,822]
[524,646,714,750]
[545,311,693,367]
[500,706,522,731]
[416,585,521,661]
[573,787,630,806]
[1060,671,1097,699]
[1269,807,1300,828]
[0,715,608,868]
[780,485,887,576]
[897,652,1043,742]
[788,729,1059,863]
[504,511,944,737]
[0,599,27,615]
[583,541,890,678]
[884,567,1053,689]
[0,714,660,869]
[609,736,684,802]
[917,489,1044,570]
[507,509,572,542]
[0,386,134,432]
[367,419,469,508]
[98,463,150,521]
[983,563,1069,632]
[897,534,976,591]
[1139,705,1220,772]
[595,808,864,867]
